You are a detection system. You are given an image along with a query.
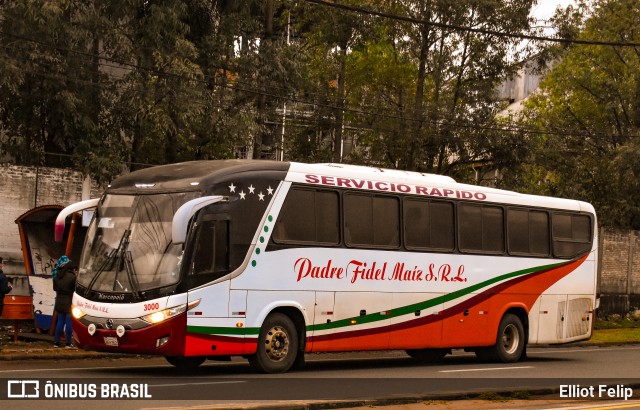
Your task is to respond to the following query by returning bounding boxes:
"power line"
[9,54,636,143]
[0,30,635,143]
[303,0,640,48]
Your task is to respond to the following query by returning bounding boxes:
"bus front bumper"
[72,313,187,356]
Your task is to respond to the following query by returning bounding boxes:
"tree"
[514,0,640,228]
[0,1,124,182]
[323,0,535,177]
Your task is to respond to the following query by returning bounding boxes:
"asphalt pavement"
[1,326,638,410]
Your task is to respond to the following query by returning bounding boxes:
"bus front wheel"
[476,313,525,363]
[249,313,299,374]
[165,355,206,371]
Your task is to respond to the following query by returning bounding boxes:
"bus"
[55,160,598,373]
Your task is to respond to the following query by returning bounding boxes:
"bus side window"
[404,199,454,251]
[552,213,592,258]
[507,208,550,257]
[344,193,400,248]
[273,188,339,245]
[458,203,504,254]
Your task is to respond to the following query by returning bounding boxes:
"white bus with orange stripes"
[56,160,598,373]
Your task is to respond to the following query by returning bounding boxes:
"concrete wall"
[599,229,640,316]
[0,164,100,274]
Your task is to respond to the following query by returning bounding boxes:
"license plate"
[103,336,119,346]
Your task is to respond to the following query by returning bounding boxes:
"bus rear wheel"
[405,348,448,363]
[249,313,299,374]
[165,355,206,371]
[476,313,525,363]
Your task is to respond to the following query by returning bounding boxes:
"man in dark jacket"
[53,259,77,348]
[0,257,14,351]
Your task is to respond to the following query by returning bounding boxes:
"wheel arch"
[254,302,308,352]
[502,305,530,345]
[270,306,307,352]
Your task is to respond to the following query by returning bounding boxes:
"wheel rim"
[501,323,520,355]
[264,325,289,361]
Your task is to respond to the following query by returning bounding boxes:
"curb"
[0,350,134,361]
[0,346,139,361]
[1,340,638,361]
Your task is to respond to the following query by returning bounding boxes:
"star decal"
[239,190,246,200]
[267,186,274,195]
[258,192,265,201]
[248,184,255,194]
[228,183,236,193]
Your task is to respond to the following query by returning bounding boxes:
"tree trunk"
[253,0,275,159]
[332,44,347,163]
[407,2,432,171]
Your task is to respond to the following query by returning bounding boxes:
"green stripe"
[187,325,260,336]
[186,259,571,337]
[308,260,566,332]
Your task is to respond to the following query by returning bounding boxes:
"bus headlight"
[72,306,86,319]
[139,300,200,325]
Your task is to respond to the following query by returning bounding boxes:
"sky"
[530,0,576,21]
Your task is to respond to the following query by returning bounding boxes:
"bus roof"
[287,162,595,214]
[107,160,289,191]
[105,160,594,215]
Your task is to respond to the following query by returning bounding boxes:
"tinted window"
[530,211,551,255]
[404,199,454,250]
[191,220,229,282]
[508,209,550,256]
[344,193,399,248]
[273,188,339,245]
[552,213,592,258]
[459,204,504,253]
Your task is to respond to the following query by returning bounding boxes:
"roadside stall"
[9,205,87,336]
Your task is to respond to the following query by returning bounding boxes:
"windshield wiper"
[88,228,141,300]
[117,229,141,300]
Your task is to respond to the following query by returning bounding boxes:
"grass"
[585,315,640,344]
[590,327,640,344]
[594,314,640,329]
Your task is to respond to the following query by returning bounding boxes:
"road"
[1,345,640,409]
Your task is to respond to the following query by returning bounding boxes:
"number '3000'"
[144,303,160,311]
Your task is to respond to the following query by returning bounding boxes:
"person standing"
[0,257,14,351]
[52,258,76,348]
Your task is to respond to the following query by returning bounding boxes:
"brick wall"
[600,229,633,294]
[599,228,640,315]
[0,164,101,273]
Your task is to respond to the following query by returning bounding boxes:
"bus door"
[184,214,232,345]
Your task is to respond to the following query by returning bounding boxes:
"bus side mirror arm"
[172,196,224,245]
[55,198,101,242]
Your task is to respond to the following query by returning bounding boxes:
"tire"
[405,348,448,363]
[249,313,299,374]
[476,313,525,363]
[165,355,206,371]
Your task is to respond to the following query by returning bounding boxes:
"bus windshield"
[78,192,198,295]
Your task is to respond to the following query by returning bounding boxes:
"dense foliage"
[511,0,640,228]
[0,0,535,178]
[1,0,638,228]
